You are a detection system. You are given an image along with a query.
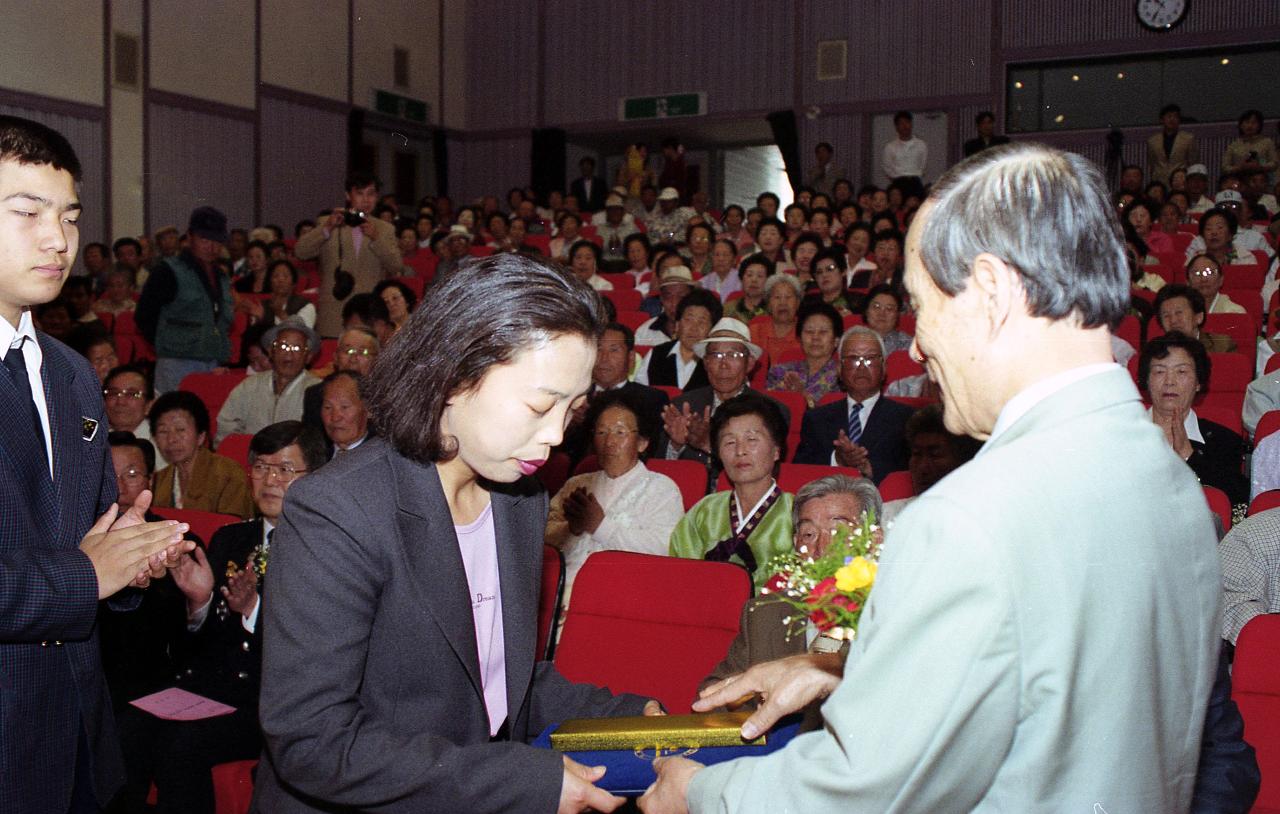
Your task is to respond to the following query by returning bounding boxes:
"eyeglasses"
[1188,267,1219,278]
[841,354,883,368]
[705,350,748,362]
[339,346,374,357]
[103,387,146,400]
[594,427,639,439]
[815,263,840,274]
[116,466,148,482]
[250,461,308,481]
[272,342,307,354]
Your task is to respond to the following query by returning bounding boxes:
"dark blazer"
[962,134,1010,157]
[1191,418,1249,507]
[792,394,913,484]
[644,340,709,392]
[252,438,649,813]
[179,519,267,711]
[569,175,607,213]
[0,332,122,813]
[557,381,670,465]
[655,386,794,462]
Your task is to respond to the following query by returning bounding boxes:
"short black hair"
[105,363,154,400]
[1199,207,1238,237]
[796,300,842,339]
[623,232,652,263]
[249,420,328,473]
[342,292,391,327]
[756,192,781,207]
[602,321,636,351]
[1153,283,1206,317]
[269,258,299,285]
[675,288,723,323]
[583,388,658,460]
[294,219,315,237]
[344,169,379,192]
[816,141,833,153]
[1159,103,1182,118]
[569,239,602,265]
[710,391,789,465]
[1139,331,1209,393]
[373,279,418,313]
[813,246,847,274]
[871,230,904,252]
[108,430,156,474]
[148,390,211,440]
[0,115,82,181]
[738,252,776,277]
[83,241,108,257]
[975,111,995,126]
[112,237,142,256]
[362,253,606,464]
[893,110,913,124]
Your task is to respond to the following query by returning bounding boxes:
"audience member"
[568,239,613,291]
[103,364,158,455]
[765,301,841,409]
[293,170,401,338]
[595,194,640,260]
[861,283,912,355]
[570,156,606,212]
[646,186,695,244]
[962,110,1009,157]
[319,370,371,457]
[549,212,584,261]
[1185,253,1246,315]
[72,331,118,383]
[372,278,417,332]
[637,288,719,392]
[302,326,378,435]
[882,110,927,185]
[1139,332,1249,506]
[1147,103,1198,187]
[807,247,853,315]
[806,142,847,196]
[233,240,270,294]
[1219,506,1280,645]
[850,230,905,291]
[546,390,684,632]
[750,274,803,364]
[149,390,254,518]
[214,318,321,446]
[880,404,982,522]
[685,222,715,277]
[240,259,315,329]
[669,392,794,587]
[1125,199,1174,256]
[635,264,694,345]
[701,238,741,302]
[1154,284,1236,353]
[1186,164,1215,214]
[135,206,235,394]
[1223,109,1276,180]
[724,253,772,323]
[793,325,912,483]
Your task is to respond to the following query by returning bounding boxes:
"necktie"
[4,337,47,456]
[847,401,863,446]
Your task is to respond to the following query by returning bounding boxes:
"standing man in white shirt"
[882,110,928,187]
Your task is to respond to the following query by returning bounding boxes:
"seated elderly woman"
[750,273,804,365]
[766,301,841,409]
[698,474,882,729]
[1184,207,1251,267]
[1153,284,1237,354]
[240,259,316,329]
[567,239,613,292]
[807,247,855,315]
[373,278,417,332]
[1139,332,1249,506]
[790,232,823,288]
[545,390,685,632]
[1185,253,1246,315]
[669,392,794,587]
[150,390,255,518]
[1125,200,1173,257]
[861,283,913,356]
[725,253,773,324]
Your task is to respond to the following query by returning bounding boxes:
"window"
[1007,45,1279,133]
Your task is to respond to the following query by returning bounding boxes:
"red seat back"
[211,759,257,814]
[884,350,923,385]
[1231,614,1280,811]
[150,507,241,547]
[1208,352,1253,395]
[1219,288,1262,334]
[554,551,752,713]
[615,310,650,332]
[1223,264,1265,291]
[216,433,254,474]
[572,454,600,477]
[763,389,806,454]
[178,370,248,437]
[1113,315,1142,351]
[1266,355,1280,376]
[1256,410,1280,443]
[602,288,642,311]
[644,459,709,511]
[1202,485,1232,532]
[537,544,565,661]
[1202,313,1258,355]
[535,452,572,497]
[877,469,915,503]
[776,462,863,493]
[1249,489,1280,517]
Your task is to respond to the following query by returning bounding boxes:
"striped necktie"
[847,401,863,445]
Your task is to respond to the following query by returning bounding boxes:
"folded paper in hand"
[130,687,236,721]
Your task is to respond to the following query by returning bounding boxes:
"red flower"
[806,578,861,631]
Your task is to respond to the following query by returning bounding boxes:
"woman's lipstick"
[517,459,546,476]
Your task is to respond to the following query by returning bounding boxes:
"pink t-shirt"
[455,502,507,737]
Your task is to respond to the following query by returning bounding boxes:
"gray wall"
[146,102,254,234]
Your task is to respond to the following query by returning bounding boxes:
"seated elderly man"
[320,370,371,458]
[793,325,914,484]
[636,289,721,391]
[880,404,983,523]
[1153,284,1237,354]
[1220,506,1280,646]
[215,317,322,446]
[635,265,696,346]
[698,474,882,730]
[103,363,161,458]
[302,326,379,434]
[658,318,792,467]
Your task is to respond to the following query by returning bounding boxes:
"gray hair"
[838,324,887,360]
[763,272,803,302]
[919,142,1128,330]
[792,474,884,528]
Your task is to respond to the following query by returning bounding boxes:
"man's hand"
[115,491,186,586]
[558,755,624,814]
[171,546,214,612]
[693,653,845,740]
[685,406,713,454]
[637,756,704,814]
[832,430,872,478]
[223,564,260,618]
[359,218,378,239]
[326,207,345,231]
[643,699,665,716]
[80,505,191,600]
[662,403,692,448]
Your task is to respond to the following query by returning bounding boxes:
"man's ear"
[968,252,1021,338]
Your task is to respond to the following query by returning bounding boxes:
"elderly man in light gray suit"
[640,143,1223,813]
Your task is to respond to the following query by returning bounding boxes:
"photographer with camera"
[294,170,401,338]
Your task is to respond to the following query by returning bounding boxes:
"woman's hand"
[780,371,805,392]
[563,488,605,536]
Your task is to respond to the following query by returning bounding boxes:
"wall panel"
[0,3,103,106]
[463,0,539,130]
[1002,0,1280,50]
[147,103,254,232]
[259,95,349,230]
[150,0,255,109]
[0,103,107,251]
[447,136,531,206]
[261,0,349,102]
[353,0,442,120]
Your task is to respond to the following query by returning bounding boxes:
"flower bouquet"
[762,514,883,646]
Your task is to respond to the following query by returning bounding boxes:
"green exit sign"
[619,92,706,121]
[374,89,429,124]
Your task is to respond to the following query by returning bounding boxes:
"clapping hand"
[222,564,260,618]
[832,430,872,479]
[780,371,805,392]
[661,403,692,448]
[685,406,713,453]
[563,487,605,536]
[171,546,214,614]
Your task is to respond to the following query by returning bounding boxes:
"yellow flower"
[835,557,877,592]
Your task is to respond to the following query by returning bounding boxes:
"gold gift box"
[550,711,765,751]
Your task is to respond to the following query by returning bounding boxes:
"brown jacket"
[293,217,400,338]
[153,447,254,519]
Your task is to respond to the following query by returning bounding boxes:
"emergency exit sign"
[619,92,707,121]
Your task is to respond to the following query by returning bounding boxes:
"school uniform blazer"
[0,332,123,813]
[252,438,649,813]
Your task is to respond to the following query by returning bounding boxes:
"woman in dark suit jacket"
[253,255,657,814]
[1140,332,1249,506]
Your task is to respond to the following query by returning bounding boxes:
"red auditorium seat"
[1231,614,1280,813]
[1113,315,1142,350]
[602,288,642,311]
[179,370,248,437]
[310,338,337,371]
[1255,410,1280,443]
[211,759,257,814]
[645,459,710,511]
[1249,489,1280,517]
[1208,352,1254,394]
[1202,313,1258,356]
[216,433,254,474]
[150,507,241,545]
[537,544,565,661]
[615,310,650,332]
[535,452,572,497]
[878,470,915,503]
[884,350,923,386]
[776,462,863,493]
[1266,355,1280,376]
[1202,485,1232,532]
[554,551,752,713]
